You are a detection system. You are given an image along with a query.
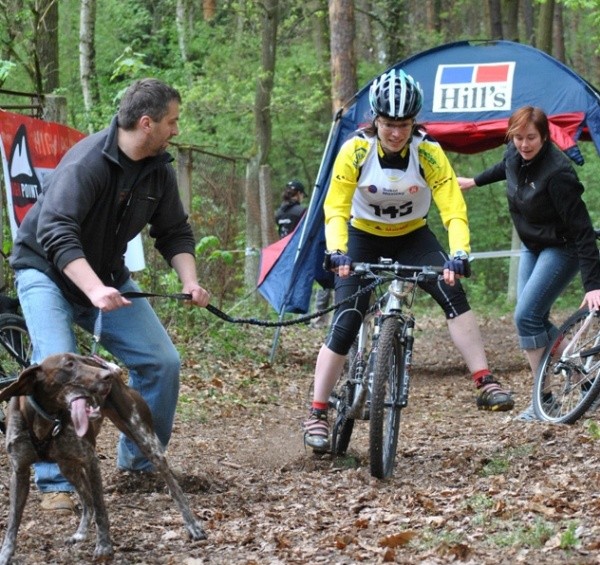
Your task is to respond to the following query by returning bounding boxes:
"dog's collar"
[26,396,62,437]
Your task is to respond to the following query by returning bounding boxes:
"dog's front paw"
[67,531,87,545]
[93,542,114,561]
[186,521,207,541]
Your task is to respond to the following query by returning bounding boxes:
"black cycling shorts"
[325,225,471,355]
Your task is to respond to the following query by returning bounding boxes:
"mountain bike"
[533,229,600,424]
[328,259,443,479]
[533,307,600,424]
[0,312,31,432]
[0,313,31,386]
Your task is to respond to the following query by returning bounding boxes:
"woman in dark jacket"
[458,105,600,420]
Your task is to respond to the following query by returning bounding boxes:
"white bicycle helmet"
[369,69,423,120]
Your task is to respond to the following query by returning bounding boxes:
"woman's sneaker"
[514,403,540,421]
[302,408,330,452]
[476,375,515,412]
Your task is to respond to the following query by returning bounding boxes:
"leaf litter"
[0,315,599,563]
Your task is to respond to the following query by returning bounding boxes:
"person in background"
[458,105,600,421]
[10,78,211,512]
[302,69,514,453]
[309,284,332,328]
[275,179,307,238]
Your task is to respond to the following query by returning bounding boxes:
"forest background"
[1,0,600,325]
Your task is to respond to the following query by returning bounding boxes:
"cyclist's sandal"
[476,375,515,412]
[303,408,330,452]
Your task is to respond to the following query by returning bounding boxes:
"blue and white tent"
[258,40,600,317]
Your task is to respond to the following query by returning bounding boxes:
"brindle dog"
[0,353,206,563]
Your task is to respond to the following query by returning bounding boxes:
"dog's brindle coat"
[0,353,206,563]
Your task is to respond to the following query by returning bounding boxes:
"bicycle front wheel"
[533,308,600,424]
[330,340,358,455]
[369,317,405,479]
[0,314,31,387]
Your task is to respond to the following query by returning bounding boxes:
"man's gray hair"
[117,78,181,130]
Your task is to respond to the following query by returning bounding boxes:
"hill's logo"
[432,62,515,113]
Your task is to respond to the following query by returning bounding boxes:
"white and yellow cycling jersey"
[324,130,470,256]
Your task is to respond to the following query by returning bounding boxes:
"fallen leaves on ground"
[0,314,599,564]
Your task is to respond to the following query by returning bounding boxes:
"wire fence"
[135,145,249,308]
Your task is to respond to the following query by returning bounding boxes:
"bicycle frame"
[557,310,600,387]
[328,260,443,477]
[344,275,418,420]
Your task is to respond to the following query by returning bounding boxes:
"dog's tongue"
[70,397,89,437]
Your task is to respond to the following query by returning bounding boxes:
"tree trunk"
[176,0,189,63]
[425,0,441,34]
[245,0,279,291]
[203,0,216,21]
[488,0,502,38]
[79,0,100,133]
[306,0,329,67]
[552,2,565,63]
[356,0,376,64]
[382,0,405,66]
[536,0,555,55]
[521,0,535,45]
[36,0,59,92]
[329,0,356,112]
[503,0,519,42]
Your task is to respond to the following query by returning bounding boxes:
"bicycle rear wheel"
[330,341,358,455]
[0,313,31,387]
[533,308,600,424]
[369,317,405,479]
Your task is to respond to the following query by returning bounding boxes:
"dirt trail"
[0,315,599,564]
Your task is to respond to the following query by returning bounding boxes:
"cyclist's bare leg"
[446,310,488,373]
[312,345,346,404]
[446,311,514,411]
[303,345,346,451]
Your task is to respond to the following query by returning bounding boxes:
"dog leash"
[91,291,195,353]
[91,282,381,351]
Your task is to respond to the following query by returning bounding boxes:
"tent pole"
[269,319,283,363]
[267,111,343,363]
[292,107,344,251]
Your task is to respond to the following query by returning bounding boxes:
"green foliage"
[560,522,580,549]
[195,235,220,255]
[0,60,16,86]
[489,516,554,548]
[110,47,150,82]
[479,445,534,477]
[584,418,600,439]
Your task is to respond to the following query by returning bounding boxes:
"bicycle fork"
[397,318,414,408]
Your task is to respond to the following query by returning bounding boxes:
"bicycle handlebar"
[351,261,444,281]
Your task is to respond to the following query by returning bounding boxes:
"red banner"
[0,110,85,238]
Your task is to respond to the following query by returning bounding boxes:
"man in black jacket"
[275,179,307,238]
[10,78,210,513]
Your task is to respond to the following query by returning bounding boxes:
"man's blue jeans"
[515,244,579,350]
[15,268,181,492]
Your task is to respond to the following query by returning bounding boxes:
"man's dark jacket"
[275,202,305,238]
[10,116,195,305]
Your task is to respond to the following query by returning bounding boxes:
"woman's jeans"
[15,268,181,492]
[515,244,579,351]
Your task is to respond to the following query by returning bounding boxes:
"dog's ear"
[0,364,42,402]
